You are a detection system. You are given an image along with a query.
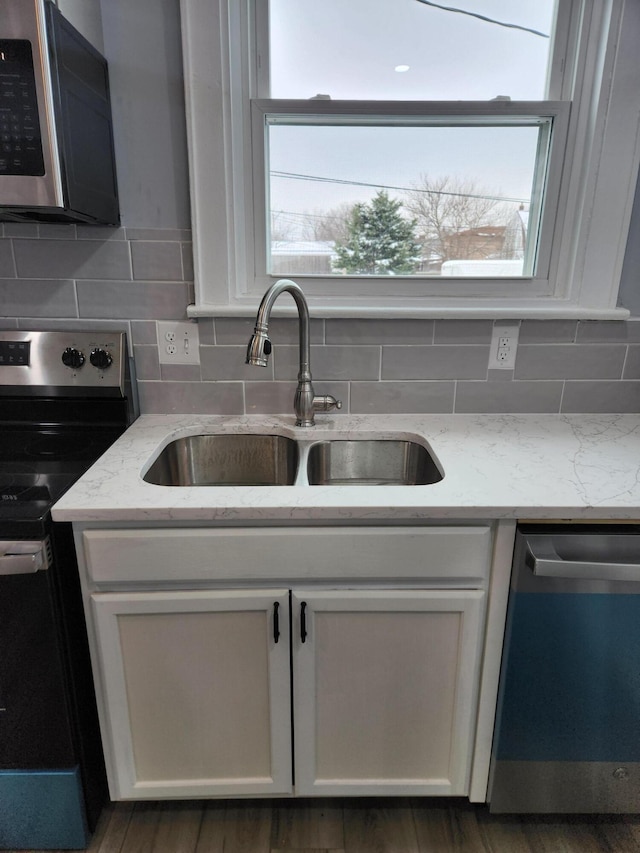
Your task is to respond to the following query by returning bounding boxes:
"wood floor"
[25,798,640,853]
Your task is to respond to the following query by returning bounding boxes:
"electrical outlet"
[157,321,200,364]
[489,324,519,370]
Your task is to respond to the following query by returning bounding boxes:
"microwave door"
[0,0,63,207]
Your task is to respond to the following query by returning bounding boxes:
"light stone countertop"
[51,413,640,523]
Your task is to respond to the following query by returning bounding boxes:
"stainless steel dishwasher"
[489,523,640,813]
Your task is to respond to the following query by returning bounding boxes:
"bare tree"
[404,175,514,268]
[299,202,355,244]
[270,210,295,242]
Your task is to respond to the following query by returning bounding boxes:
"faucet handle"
[313,395,342,413]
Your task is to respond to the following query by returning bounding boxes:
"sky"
[265,0,556,239]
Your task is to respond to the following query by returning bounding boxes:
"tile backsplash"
[2,225,640,415]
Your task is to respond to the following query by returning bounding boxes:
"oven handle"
[0,539,52,575]
[525,535,640,582]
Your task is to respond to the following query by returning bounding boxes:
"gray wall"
[1,0,640,416]
[101,0,190,229]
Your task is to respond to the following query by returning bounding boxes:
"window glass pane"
[269,0,557,101]
[266,120,546,278]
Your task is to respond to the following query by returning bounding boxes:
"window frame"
[180,0,640,319]
[251,100,567,300]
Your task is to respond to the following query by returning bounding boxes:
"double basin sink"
[143,433,443,487]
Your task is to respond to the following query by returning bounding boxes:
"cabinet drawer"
[83,526,492,585]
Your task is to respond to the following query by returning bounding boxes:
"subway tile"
[515,344,626,380]
[2,223,38,238]
[487,368,515,382]
[0,319,19,329]
[137,380,244,414]
[130,320,158,345]
[125,228,192,241]
[131,241,183,281]
[561,381,640,413]
[623,346,640,379]
[494,319,521,329]
[351,381,455,414]
[212,317,257,344]
[77,225,126,240]
[245,381,349,415]
[160,363,202,381]
[0,279,77,317]
[519,319,578,343]
[214,316,324,345]
[325,318,433,345]
[245,381,296,415]
[76,281,190,319]
[200,345,274,381]
[433,320,493,344]
[382,345,489,380]
[16,318,130,336]
[273,345,380,381]
[576,319,640,342]
[181,243,194,281]
[0,240,15,276]
[133,345,161,380]
[13,239,132,280]
[455,380,563,413]
[38,223,77,240]
[197,319,215,345]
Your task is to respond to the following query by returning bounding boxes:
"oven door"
[0,538,93,848]
[0,538,76,768]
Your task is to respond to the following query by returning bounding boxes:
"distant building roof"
[271,241,336,257]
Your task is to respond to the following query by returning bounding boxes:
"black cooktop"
[0,331,134,538]
[0,421,127,538]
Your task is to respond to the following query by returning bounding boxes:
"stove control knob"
[90,348,113,370]
[61,347,85,369]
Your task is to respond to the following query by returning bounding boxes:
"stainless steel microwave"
[0,0,119,224]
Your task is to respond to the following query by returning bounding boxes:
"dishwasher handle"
[525,535,640,582]
[0,539,52,576]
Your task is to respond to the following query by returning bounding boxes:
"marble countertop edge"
[51,412,640,524]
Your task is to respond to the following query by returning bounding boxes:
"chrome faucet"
[246,279,342,427]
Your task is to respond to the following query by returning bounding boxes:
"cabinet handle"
[300,601,307,643]
[273,601,280,643]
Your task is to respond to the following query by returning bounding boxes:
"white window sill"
[187,299,631,320]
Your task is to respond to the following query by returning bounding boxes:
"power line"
[270,170,529,204]
[413,0,550,39]
[273,209,334,222]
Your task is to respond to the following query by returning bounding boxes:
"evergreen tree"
[333,191,422,275]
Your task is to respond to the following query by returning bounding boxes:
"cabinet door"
[292,589,484,797]
[91,589,292,799]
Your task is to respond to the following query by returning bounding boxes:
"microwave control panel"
[0,39,44,176]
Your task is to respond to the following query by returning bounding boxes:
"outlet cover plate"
[157,321,200,364]
[489,324,519,370]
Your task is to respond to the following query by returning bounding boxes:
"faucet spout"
[246,279,342,426]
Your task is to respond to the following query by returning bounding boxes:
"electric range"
[0,330,136,850]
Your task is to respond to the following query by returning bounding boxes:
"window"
[257,108,563,285]
[181,0,640,318]
[261,0,556,284]
[267,0,555,102]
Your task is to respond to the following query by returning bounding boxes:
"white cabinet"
[79,524,495,801]
[91,589,292,799]
[292,589,484,797]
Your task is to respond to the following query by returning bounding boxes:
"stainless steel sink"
[143,434,299,486]
[307,439,442,486]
